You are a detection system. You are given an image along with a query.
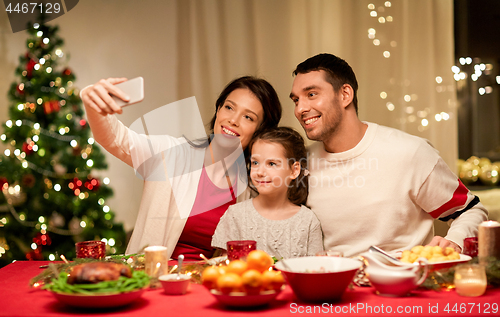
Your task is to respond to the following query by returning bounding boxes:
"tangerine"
[216,273,242,294]
[201,266,222,290]
[225,260,248,276]
[262,270,285,291]
[241,269,263,294]
[246,250,273,273]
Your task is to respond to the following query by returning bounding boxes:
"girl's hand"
[80,77,129,115]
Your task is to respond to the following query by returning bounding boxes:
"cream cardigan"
[85,101,250,258]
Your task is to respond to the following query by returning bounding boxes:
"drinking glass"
[463,237,478,257]
[226,240,256,261]
[75,240,106,259]
[454,264,487,297]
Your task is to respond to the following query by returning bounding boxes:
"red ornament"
[33,232,52,246]
[0,177,8,189]
[22,174,36,188]
[22,142,34,155]
[26,59,36,78]
[63,68,72,76]
[16,84,25,95]
[69,177,83,190]
[43,100,60,114]
[79,119,87,127]
[26,248,43,261]
[84,178,100,191]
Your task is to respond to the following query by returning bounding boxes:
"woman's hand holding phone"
[81,77,144,116]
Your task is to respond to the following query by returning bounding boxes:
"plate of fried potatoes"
[392,245,471,271]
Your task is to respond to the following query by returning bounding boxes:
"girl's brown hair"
[248,127,309,206]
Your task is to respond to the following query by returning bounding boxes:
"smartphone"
[112,77,144,107]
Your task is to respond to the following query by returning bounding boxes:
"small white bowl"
[158,274,191,295]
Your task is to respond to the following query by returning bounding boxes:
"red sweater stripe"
[429,180,469,219]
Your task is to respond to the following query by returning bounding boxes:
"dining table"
[1,260,499,317]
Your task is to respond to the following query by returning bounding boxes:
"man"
[289,53,488,257]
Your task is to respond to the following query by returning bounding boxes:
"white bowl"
[365,265,428,297]
[275,256,362,302]
[158,274,191,295]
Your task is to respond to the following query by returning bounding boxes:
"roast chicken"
[67,262,132,284]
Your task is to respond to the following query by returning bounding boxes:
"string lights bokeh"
[366,2,454,132]
[453,57,498,96]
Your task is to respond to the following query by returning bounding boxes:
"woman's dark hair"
[208,76,282,156]
[293,53,359,114]
[247,127,309,206]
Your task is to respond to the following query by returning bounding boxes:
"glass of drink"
[463,237,478,257]
[454,264,487,297]
[226,240,256,261]
[75,240,106,259]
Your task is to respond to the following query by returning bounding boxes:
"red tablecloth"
[1,261,499,317]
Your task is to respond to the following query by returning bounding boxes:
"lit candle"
[454,264,487,297]
[144,246,168,277]
[478,221,500,264]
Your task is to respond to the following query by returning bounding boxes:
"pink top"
[171,166,236,261]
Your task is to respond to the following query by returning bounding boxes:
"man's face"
[290,70,343,142]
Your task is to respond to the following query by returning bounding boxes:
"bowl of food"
[43,262,150,308]
[274,256,362,303]
[201,250,286,308]
[159,274,191,295]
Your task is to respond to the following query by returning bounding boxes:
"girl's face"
[213,88,264,150]
[250,140,300,197]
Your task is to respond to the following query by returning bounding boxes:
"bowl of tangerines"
[201,250,285,308]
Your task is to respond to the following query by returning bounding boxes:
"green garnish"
[43,270,149,294]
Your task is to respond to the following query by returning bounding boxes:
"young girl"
[212,127,323,259]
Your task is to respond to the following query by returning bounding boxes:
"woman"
[81,76,282,260]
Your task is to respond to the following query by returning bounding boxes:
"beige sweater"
[307,123,488,257]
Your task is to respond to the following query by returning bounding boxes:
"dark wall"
[455,0,500,161]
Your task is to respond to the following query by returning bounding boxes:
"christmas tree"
[0,19,126,267]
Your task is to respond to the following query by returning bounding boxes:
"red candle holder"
[226,240,256,261]
[75,240,106,259]
[463,237,478,257]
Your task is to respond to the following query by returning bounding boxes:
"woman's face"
[213,88,264,149]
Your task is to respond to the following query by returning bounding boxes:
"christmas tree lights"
[0,17,126,267]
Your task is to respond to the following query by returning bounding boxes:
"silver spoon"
[368,245,402,265]
[177,254,184,280]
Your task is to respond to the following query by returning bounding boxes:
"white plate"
[391,253,471,270]
[48,288,146,309]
